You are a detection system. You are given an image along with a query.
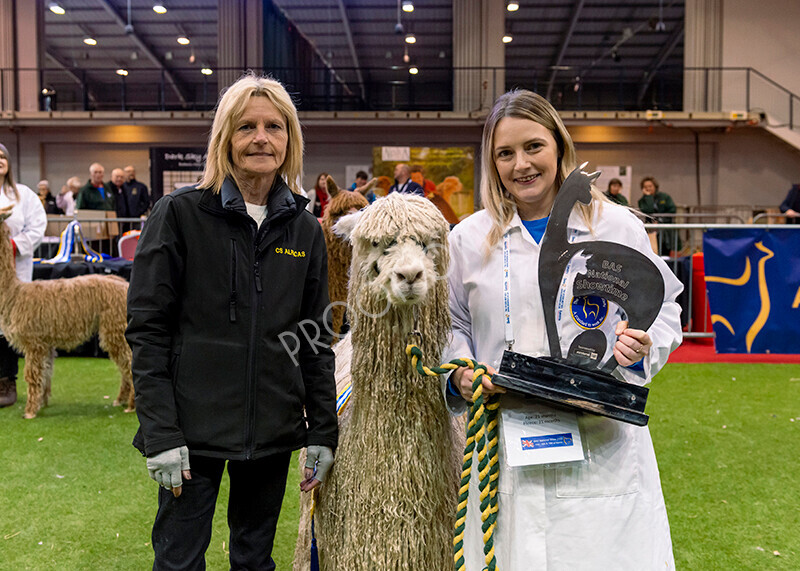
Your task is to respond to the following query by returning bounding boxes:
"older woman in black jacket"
[126,73,337,571]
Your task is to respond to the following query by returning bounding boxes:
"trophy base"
[492,351,649,426]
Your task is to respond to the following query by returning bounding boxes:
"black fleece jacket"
[127,177,337,459]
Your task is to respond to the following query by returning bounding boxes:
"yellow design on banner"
[793,286,800,309]
[710,315,735,335]
[705,257,751,285]
[745,242,774,353]
[704,242,775,353]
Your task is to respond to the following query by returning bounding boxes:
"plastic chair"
[118,232,140,260]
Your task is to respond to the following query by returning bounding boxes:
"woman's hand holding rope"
[450,364,504,401]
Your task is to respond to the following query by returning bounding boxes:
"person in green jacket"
[637,175,681,256]
[76,162,115,211]
[604,177,629,206]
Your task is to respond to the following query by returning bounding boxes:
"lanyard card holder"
[499,396,588,468]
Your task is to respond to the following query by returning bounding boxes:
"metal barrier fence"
[33,216,798,342]
[3,65,798,115]
[35,215,146,261]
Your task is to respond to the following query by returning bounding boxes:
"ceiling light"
[409,66,419,75]
[49,3,65,15]
[405,33,416,44]
[201,67,213,76]
[507,1,520,11]
[83,37,97,46]
[116,69,129,76]
[153,2,167,14]
[502,34,513,43]
[177,36,190,45]
[402,1,414,13]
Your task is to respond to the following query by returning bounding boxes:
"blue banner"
[703,228,800,353]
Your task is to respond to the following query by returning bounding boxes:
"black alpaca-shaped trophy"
[493,165,665,426]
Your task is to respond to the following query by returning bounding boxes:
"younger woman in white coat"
[443,90,683,570]
[0,143,47,407]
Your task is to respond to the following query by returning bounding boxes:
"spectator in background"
[604,177,629,206]
[349,170,379,203]
[76,162,115,210]
[306,172,331,218]
[389,163,425,197]
[123,164,151,215]
[638,175,681,256]
[0,142,47,407]
[348,170,369,192]
[109,168,135,234]
[779,183,800,224]
[410,164,436,197]
[57,176,80,216]
[37,179,63,214]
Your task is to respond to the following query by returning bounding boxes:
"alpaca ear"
[0,205,13,222]
[326,175,340,198]
[356,177,378,196]
[333,209,364,242]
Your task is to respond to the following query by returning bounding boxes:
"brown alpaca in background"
[320,175,369,339]
[431,175,463,225]
[0,207,133,418]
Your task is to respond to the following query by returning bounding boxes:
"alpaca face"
[362,235,438,307]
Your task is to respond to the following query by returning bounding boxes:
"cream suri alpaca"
[292,331,354,568]
[0,207,133,418]
[306,193,460,570]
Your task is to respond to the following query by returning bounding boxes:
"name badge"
[500,397,585,467]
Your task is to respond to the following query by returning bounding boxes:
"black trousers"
[0,336,19,381]
[152,451,292,571]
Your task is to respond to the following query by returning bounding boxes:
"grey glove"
[146,445,190,490]
[304,445,334,484]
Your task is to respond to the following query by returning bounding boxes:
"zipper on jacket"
[229,238,238,323]
[253,259,263,293]
[244,229,261,460]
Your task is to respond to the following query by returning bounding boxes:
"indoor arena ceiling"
[42,0,685,109]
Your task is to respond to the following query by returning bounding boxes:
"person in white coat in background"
[442,90,683,570]
[0,142,47,407]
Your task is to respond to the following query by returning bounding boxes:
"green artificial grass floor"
[647,363,800,569]
[0,357,798,569]
[0,358,301,570]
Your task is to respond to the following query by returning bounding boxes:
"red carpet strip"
[669,340,800,364]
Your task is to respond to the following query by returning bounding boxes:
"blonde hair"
[199,73,304,194]
[479,89,603,254]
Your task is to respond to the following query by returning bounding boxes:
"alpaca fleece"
[320,187,368,338]
[0,220,132,418]
[313,194,460,571]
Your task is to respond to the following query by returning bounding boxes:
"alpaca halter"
[406,340,501,571]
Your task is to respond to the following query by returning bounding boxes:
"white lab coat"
[0,184,47,282]
[443,203,682,570]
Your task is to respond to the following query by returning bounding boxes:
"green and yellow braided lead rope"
[406,344,501,571]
